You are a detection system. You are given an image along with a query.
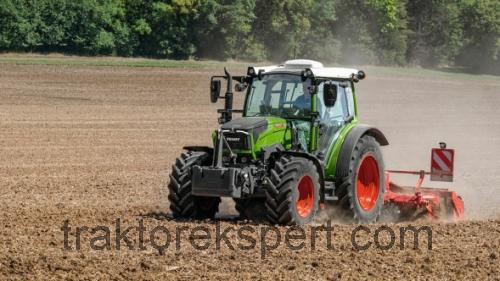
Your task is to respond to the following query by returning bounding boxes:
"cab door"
[316,81,354,156]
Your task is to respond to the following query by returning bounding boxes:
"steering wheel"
[281,101,303,116]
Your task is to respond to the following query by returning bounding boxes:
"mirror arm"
[220,68,233,123]
[211,71,250,123]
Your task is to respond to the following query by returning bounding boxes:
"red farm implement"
[383,143,464,221]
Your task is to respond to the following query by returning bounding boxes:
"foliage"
[406,0,464,66]
[298,0,339,62]
[193,0,259,60]
[0,0,498,72]
[333,0,408,65]
[457,0,499,73]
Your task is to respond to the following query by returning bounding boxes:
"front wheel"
[265,156,320,225]
[168,151,221,219]
[335,135,385,223]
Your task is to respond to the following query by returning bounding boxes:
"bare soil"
[0,63,499,280]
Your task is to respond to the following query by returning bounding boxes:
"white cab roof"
[250,59,360,79]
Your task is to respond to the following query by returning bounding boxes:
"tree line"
[0,0,498,73]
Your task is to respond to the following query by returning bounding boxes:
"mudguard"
[183,146,214,155]
[335,124,388,179]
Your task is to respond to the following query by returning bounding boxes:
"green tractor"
[168,59,389,225]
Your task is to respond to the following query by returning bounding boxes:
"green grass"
[0,53,249,69]
[0,53,497,81]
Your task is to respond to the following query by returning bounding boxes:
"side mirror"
[357,70,366,80]
[323,83,338,107]
[352,70,366,82]
[210,80,221,103]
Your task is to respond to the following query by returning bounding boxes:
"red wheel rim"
[356,154,380,211]
[296,175,314,218]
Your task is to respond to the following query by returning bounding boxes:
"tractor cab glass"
[245,74,313,119]
[317,81,355,154]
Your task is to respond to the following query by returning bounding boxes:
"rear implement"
[383,143,464,221]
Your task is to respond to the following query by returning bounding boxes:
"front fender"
[183,146,214,155]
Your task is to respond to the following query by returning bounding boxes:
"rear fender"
[335,124,388,179]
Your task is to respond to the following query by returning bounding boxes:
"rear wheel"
[380,203,403,223]
[265,156,320,225]
[335,135,385,223]
[168,151,221,219]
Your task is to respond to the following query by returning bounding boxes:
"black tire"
[335,135,385,223]
[233,198,267,223]
[265,156,320,225]
[168,151,221,219]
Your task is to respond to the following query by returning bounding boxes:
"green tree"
[36,1,71,52]
[124,0,197,59]
[368,0,408,65]
[457,0,499,73]
[406,0,464,67]
[0,0,498,72]
[54,0,130,55]
[299,0,340,63]
[0,0,40,50]
[253,0,314,61]
[193,0,263,61]
[334,0,408,65]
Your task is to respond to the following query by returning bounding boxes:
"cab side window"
[317,81,349,123]
[317,81,352,155]
[345,85,355,117]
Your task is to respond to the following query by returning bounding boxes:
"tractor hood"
[220,117,289,154]
[221,117,268,132]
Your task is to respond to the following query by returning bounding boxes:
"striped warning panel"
[430,148,454,182]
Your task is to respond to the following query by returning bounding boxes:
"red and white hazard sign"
[430,147,454,182]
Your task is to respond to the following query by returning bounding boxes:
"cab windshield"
[244,74,312,119]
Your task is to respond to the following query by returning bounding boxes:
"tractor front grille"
[224,131,250,150]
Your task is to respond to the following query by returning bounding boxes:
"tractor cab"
[210,59,366,159]
[170,59,390,225]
